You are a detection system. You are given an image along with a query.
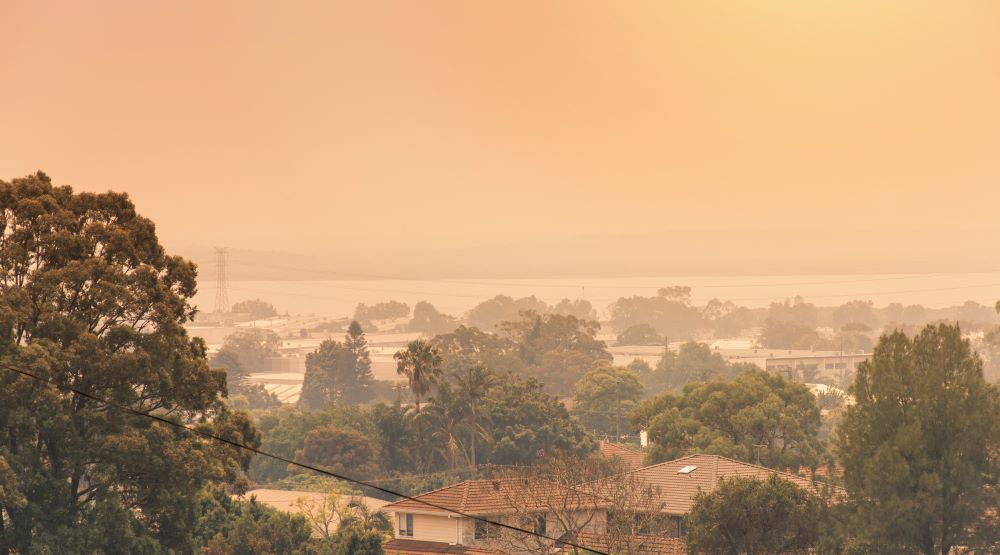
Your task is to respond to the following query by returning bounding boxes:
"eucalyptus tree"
[0,172,256,552]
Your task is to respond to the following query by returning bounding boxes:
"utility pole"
[214,247,229,314]
[615,378,622,440]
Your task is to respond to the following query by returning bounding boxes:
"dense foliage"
[431,313,612,396]
[607,287,704,340]
[0,173,257,551]
[300,321,375,409]
[615,323,663,346]
[685,475,821,555]
[641,341,751,394]
[352,301,409,327]
[407,301,458,335]
[836,324,1000,554]
[230,298,280,320]
[571,363,644,436]
[633,369,823,470]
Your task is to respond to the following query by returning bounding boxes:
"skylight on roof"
[678,465,698,474]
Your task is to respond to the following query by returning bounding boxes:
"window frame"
[398,512,414,537]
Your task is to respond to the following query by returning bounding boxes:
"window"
[398,513,414,537]
[475,520,501,540]
[671,516,684,538]
[635,514,651,536]
[534,515,546,536]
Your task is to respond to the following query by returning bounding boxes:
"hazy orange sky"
[2,1,999,275]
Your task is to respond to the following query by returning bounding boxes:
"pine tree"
[836,324,1000,554]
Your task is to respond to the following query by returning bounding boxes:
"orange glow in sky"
[1,1,998,273]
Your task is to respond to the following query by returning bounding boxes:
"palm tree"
[338,499,392,538]
[393,339,444,414]
[419,385,466,470]
[394,339,444,471]
[452,364,496,468]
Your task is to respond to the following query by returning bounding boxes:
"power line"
[213,262,1000,306]
[218,281,1000,309]
[0,361,609,555]
[227,259,979,290]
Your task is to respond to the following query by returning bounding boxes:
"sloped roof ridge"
[629,453,821,485]
[600,440,641,453]
[624,453,701,474]
[459,479,471,512]
[382,480,472,511]
[699,453,822,485]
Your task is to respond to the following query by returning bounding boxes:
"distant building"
[763,352,870,381]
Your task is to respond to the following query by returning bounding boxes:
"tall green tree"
[344,320,373,390]
[393,339,444,415]
[685,475,821,555]
[451,364,495,467]
[571,363,643,436]
[500,311,612,395]
[0,172,255,551]
[394,340,444,471]
[198,491,314,555]
[633,369,823,470]
[418,384,467,469]
[835,324,1000,554]
[300,322,375,410]
[643,341,747,393]
[296,426,380,479]
[484,375,595,465]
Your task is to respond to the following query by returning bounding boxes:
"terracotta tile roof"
[383,539,503,554]
[557,532,689,554]
[599,441,645,470]
[626,454,845,515]
[382,479,609,516]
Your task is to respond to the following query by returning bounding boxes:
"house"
[382,479,610,554]
[385,455,843,554]
[620,453,844,518]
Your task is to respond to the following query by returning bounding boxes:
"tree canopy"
[216,327,282,373]
[352,301,409,327]
[836,324,1000,554]
[465,295,549,331]
[296,426,381,479]
[499,311,612,395]
[0,172,256,551]
[483,375,596,465]
[633,369,823,470]
[607,288,703,340]
[615,323,663,346]
[230,298,280,320]
[642,341,747,394]
[407,301,458,336]
[571,363,644,436]
[685,475,821,555]
[300,321,375,409]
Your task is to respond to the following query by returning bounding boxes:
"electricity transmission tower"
[214,247,229,313]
